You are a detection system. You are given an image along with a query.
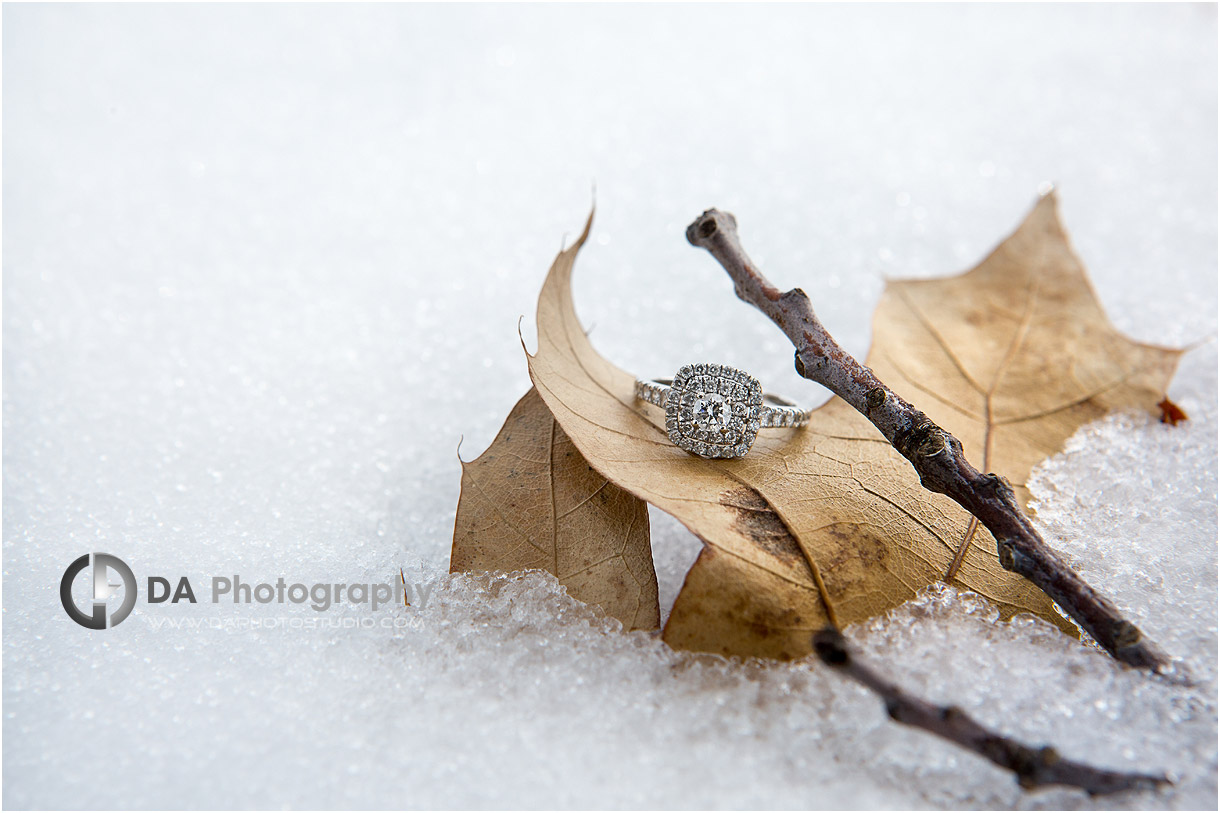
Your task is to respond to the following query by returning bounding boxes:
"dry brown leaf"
[527,194,1181,659]
[451,387,660,630]
[868,194,1182,519]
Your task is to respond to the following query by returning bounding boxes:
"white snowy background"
[4,4,1216,809]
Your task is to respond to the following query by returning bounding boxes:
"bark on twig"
[813,629,1168,795]
[686,208,1170,672]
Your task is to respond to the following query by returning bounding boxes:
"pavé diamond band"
[634,363,810,459]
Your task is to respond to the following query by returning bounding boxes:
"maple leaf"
[451,387,659,631]
[867,195,1183,578]
[526,195,1181,659]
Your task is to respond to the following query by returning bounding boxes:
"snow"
[4,3,1215,809]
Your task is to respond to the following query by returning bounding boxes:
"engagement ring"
[634,363,809,459]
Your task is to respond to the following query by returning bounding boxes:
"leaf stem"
[685,207,1170,672]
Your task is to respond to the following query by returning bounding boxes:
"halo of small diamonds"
[664,363,762,459]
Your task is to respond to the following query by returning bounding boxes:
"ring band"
[634,363,809,459]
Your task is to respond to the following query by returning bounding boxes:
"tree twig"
[685,207,1169,672]
[812,628,1168,795]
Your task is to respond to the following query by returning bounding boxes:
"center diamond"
[693,393,732,433]
[664,363,764,459]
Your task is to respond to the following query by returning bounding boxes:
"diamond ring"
[634,363,810,459]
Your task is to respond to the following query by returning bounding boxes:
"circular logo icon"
[60,553,137,629]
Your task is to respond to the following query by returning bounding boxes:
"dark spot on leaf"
[817,522,889,589]
[718,486,801,564]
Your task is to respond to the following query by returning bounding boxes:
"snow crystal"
[4,3,1215,809]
